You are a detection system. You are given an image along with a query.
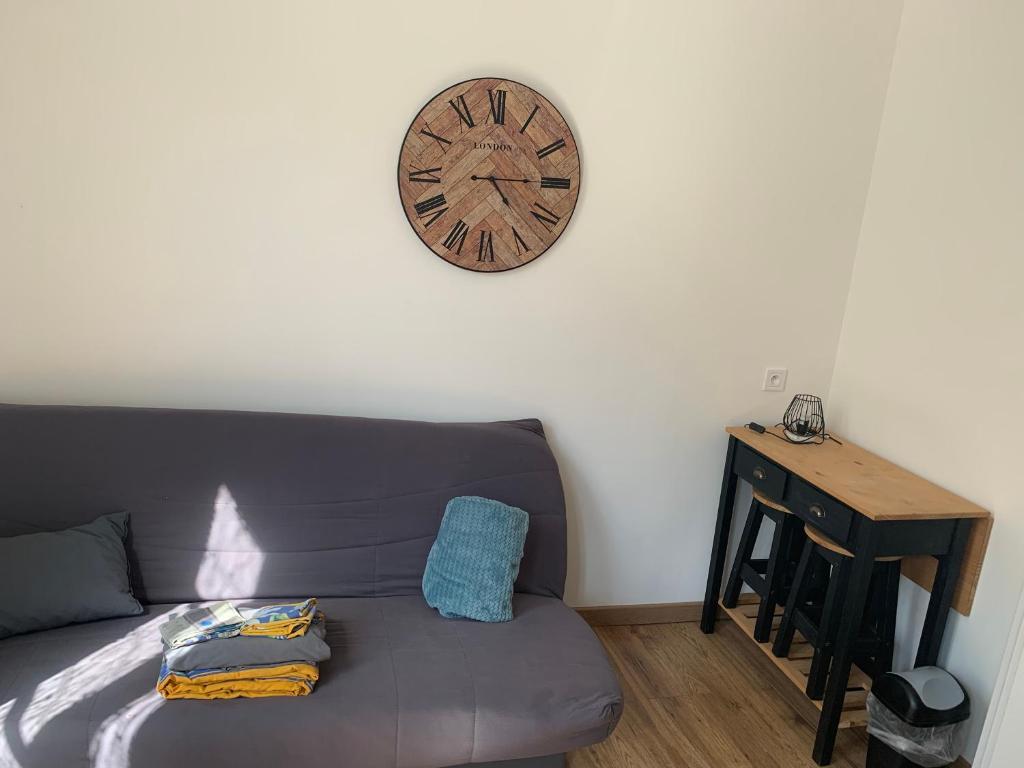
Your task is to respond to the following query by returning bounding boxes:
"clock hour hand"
[468,175,505,205]
[479,176,509,205]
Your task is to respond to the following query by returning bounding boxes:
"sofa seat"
[0,594,622,768]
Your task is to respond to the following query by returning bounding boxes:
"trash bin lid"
[872,667,971,728]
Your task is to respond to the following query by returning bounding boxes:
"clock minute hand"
[470,174,533,185]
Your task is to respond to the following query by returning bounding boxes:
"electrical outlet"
[762,368,788,392]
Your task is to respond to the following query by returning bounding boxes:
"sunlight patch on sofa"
[89,691,164,768]
[1,699,24,768]
[17,610,173,745]
[195,484,265,599]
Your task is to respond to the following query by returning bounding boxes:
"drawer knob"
[752,466,767,481]
[809,503,826,519]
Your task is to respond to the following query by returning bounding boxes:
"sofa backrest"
[0,404,567,603]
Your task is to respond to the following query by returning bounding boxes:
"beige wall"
[827,1,1024,759]
[0,2,902,606]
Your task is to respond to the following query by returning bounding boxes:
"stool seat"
[803,525,902,562]
[753,491,792,515]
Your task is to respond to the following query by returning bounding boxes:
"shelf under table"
[719,600,871,729]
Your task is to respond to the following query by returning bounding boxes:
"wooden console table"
[701,425,992,765]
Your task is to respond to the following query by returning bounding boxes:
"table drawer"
[734,444,787,501]
[790,478,855,544]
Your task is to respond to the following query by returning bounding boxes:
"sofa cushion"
[423,496,529,622]
[0,511,142,639]
[0,594,622,768]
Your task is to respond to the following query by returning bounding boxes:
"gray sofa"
[0,404,622,768]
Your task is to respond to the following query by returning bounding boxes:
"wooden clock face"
[398,77,580,272]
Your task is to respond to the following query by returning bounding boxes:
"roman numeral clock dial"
[398,77,580,272]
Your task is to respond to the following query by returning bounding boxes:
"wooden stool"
[772,524,902,700]
[722,491,805,642]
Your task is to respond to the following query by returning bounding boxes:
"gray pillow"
[0,511,143,639]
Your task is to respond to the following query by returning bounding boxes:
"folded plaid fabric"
[239,598,318,639]
[156,660,319,700]
[158,599,320,650]
[160,602,246,649]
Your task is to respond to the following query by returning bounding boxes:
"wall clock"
[398,77,580,273]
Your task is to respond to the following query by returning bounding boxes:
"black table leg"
[916,518,972,667]
[813,523,880,766]
[701,436,739,634]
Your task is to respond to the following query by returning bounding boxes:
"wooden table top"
[727,425,991,522]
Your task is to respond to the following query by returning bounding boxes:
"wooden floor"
[568,619,871,768]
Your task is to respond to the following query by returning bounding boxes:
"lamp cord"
[744,423,844,446]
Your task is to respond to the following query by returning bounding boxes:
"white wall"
[977,592,1024,768]
[0,2,903,606]
[827,1,1024,759]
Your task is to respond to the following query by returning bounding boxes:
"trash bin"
[866,667,970,768]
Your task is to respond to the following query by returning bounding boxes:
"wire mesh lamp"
[780,394,827,444]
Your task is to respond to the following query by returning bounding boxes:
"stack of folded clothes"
[156,598,330,700]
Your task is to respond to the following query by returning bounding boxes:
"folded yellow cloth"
[157,661,319,700]
[239,598,318,638]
